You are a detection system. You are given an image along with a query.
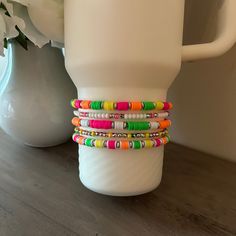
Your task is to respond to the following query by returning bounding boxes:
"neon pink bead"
[75,100,82,109]
[163,102,170,110]
[155,139,161,147]
[116,102,129,110]
[90,120,113,129]
[73,134,79,142]
[107,140,116,149]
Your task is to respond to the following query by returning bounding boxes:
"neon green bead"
[133,141,141,149]
[143,102,156,110]
[91,101,102,110]
[127,122,150,131]
[85,138,93,147]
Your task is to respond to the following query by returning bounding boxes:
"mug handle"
[182,0,236,61]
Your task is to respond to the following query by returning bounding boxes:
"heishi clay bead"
[103,101,114,110]
[169,102,173,110]
[144,140,153,148]
[72,117,80,126]
[143,102,156,110]
[70,99,76,108]
[156,101,164,110]
[163,102,170,110]
[133,140,142,149]
[121,140,129,149]
[72,134,79,142]
[94,139,104,148]
[116,102,129,111]
[75,100,82,109]
[91,101,102,110]
[80,100,91,109]
[159,120,171,129]
[131,102,143,110]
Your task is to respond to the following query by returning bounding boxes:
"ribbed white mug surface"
[65,0,236,196]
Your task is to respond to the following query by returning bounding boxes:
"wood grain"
[0,130,235,236]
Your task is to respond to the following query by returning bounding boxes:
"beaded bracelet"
[72,134,170,150]
[74,128,168,139]
[72,118,171,130]
[74,111,169,120]
[71,99,173,111]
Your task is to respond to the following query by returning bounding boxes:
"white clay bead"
[114,121,124,130]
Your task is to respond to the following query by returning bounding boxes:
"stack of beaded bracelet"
[71,99,173,150]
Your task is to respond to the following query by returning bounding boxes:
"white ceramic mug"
[65,0,236,196]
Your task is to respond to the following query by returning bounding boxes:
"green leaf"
[0,3,10,16]
[0,3,7,11]
[4,38,8,49]
[15,26,28,50]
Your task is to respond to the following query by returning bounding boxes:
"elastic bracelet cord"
[72,118,171,130]
[71,99,173,111]
[72,134,170,150]
[74,128,168,139]
[74,110,169,120]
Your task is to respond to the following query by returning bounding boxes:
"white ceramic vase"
[0,42,76,147]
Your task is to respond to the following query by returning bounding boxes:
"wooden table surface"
[0,130,235,236]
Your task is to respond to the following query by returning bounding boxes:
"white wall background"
[168,0,236,162]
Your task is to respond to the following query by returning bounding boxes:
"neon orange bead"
[80,100,91,109]
[131,102,142,110]
[72,117,80,126]
[159,120,171,129]
[168,102,173,110]
[162,137,168,145]
[78,137,84,145]
[121,140,129,149]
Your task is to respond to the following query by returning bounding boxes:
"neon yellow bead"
[91,131,95,136]
[95,139,104,148]
[70,99,76,108]
[108,132,112,138]
[145,133,150,138]
[103,101,114,110]
[128,133,132,138]
[156,101,164,110]
[145,140,153,148]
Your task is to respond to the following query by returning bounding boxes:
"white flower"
[12,0,64,43]
[0,3,21,55]
[3,0,50,46]
[0,0,64,56]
